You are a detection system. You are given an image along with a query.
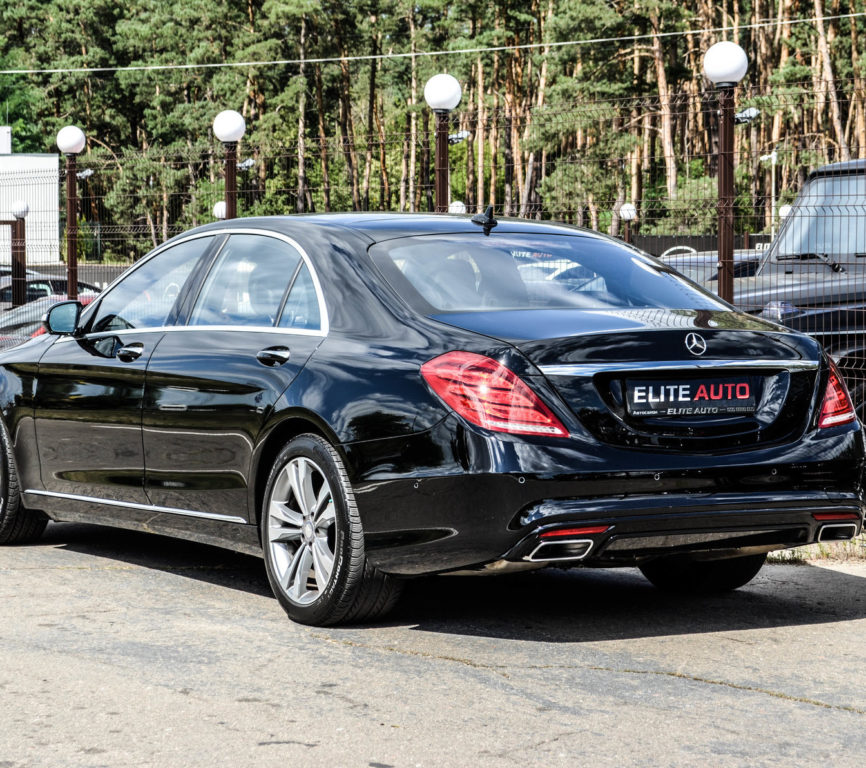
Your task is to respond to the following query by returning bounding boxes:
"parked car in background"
[0,214,861,626]
[0,294,99,350]
[0,267,49,279]
[730,160,866,417]
[659,245,762,284]
[0,276,100,311]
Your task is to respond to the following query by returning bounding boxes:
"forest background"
[1,0,865,260]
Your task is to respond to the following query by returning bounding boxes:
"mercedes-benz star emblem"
[685,332,707,356]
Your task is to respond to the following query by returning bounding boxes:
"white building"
[0,132,61,266]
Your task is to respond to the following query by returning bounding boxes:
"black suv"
[732,160,866,416]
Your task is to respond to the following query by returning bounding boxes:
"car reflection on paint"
[0,213,862,627]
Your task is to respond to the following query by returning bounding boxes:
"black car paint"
[1,214,863,575]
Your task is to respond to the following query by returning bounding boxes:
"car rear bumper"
[359,480,863,575]
[348,419,865,575]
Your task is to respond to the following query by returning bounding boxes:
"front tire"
[261,434,401,626]
[0,418,47,545]
[639,553,767,594]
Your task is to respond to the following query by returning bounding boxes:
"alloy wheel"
[266,456,336,605]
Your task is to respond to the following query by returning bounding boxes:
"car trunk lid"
[433,308,822,451]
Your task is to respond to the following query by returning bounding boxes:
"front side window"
[90,237,213,333]
[371,234,725,314]
[189,234,302,327]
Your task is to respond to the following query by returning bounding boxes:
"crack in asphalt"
[584,665,866,716]
[312,633,865,716]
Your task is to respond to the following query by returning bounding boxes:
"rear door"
[142,231,326,520]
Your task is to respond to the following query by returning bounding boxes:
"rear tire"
[0,418,47,545]
[639,553,767,594]
[261,434,402,626]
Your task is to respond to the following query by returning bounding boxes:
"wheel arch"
[250,410,344,532]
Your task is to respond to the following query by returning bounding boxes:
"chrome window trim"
[80,228,329,336]
[55,324,326,344]
[24,489,247,525]
[539,359,820,377]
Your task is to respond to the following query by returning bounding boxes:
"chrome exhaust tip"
[817,523,858,542]
[526,538,594,562]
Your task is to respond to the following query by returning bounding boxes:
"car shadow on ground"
[42,521,273,598]
[392,564,866,642]
[41,522,866,642]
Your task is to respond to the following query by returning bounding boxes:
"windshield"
[774,173,866,259]
[370,234,726,313]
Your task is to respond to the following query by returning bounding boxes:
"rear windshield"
[370,233,725,313]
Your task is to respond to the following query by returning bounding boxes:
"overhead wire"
[0,12,864,76]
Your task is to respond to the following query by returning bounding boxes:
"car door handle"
[116,342,144,362]
[256,346,291,367]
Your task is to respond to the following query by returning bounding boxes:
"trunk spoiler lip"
[538,359,820,377]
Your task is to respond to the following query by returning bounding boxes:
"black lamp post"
[703,41,749,304]
[57,125,86,300]
[213,110,246,220]
[10,201,29,307]
[424,74,463,213]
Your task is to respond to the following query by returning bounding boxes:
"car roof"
[177,212,619,247]
[808,159,866,178]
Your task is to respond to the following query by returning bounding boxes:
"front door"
[33,235,217,505]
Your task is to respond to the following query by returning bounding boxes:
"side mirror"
[43,301,83,335]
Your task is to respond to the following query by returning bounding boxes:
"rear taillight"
[539,526,611,539]
[818,361,857,429]
[420,351,569,437]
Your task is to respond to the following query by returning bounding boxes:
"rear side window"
[278,263,321,331]
[370,234,725,313]
[189,234,301,327]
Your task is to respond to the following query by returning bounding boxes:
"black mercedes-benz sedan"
[0,213,862,626]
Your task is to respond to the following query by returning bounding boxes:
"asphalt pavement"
[1,522,865,767]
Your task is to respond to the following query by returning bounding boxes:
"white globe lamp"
[703,41,749,87]
[56,125,86,155]
[212,110,246,143]
[10,201,29,220]
[424,74,462,112]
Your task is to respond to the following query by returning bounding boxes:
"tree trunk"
[408,8,418,212]
[314,63,331,212]
[296,17,307,213]
[375,92,390,210]
[651,12,677,201]
[476,55,485,212]
[421,109,432,212]
[814,0,850,160]
[400,111,409,211]
[851,10,866,158]
[361,21,378,210]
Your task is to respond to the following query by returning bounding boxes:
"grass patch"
[768,533,866,563]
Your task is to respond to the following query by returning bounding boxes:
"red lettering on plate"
[694,384,709,400]
[710,384,723,400]
[736,383,750,399]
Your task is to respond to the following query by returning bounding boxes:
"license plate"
[625,377,756,417]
